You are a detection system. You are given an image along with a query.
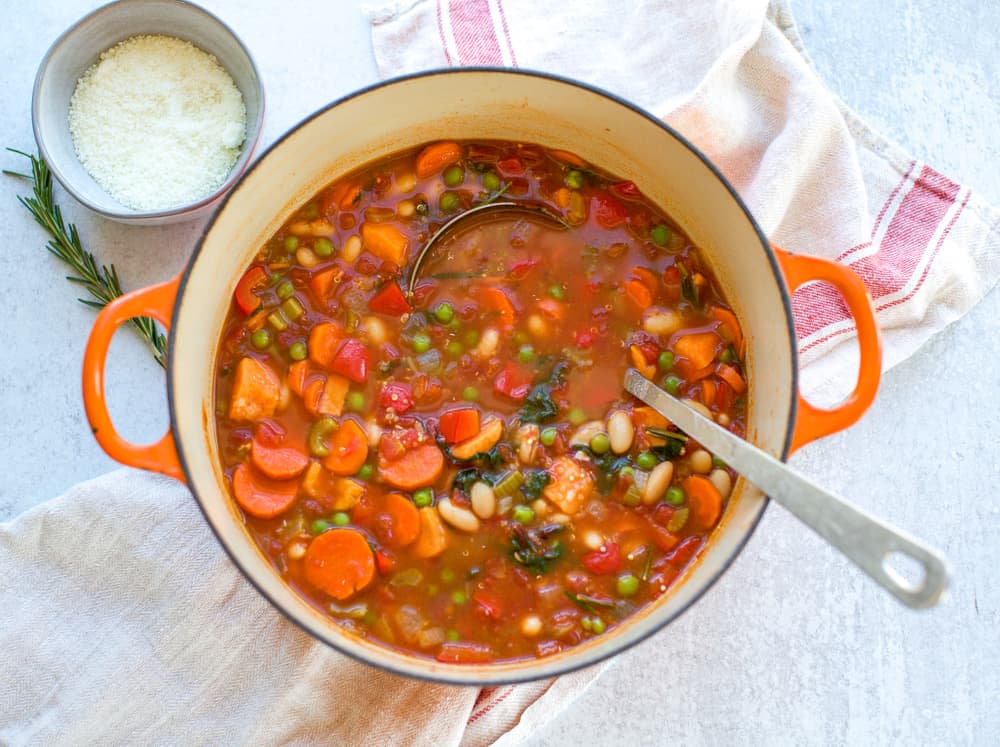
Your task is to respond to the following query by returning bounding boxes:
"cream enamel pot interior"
[82,69,881,684]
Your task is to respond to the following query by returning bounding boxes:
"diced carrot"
[699,379,716,409]
[552,187,571,208]
[309,267,342,300]
[322,180,362,213]
[309,322,343,368]
[632,406,670,446]
[300,462,365,510]
[650,524,681,552]
[629,344,656,380]
[251,436,309,480]
[709,305,744,355]
[377,493,421,548]
[303,528,375,600]
[304,374,349,417]
[288,360,322,397]
[415,141,462,179]
[472,286,516,328]
[672,331,721,371]
[549,148,587,168]
[435,641,494,663]
[683,475,724,531]
[632,266,659,293]
[322,417,368,476]
[449,418,503,460]
[229,357,280,423]
[412,506,447,558]
[625,279,653,310]
[231,462,298,519]
[439,408,481,444]
[716,363,746,394]
[361,222,409,266]
[378,442,445,491]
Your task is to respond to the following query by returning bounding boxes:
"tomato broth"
[214,140,747,663]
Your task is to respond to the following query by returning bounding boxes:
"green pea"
[591,618,606,634]
[619,465,635,480]
[548,284,566,301]
[357,464,374,481]
[663,375,682,396]
[308,417,338,458]
[276,280,295,300]
[346,391,365,412]
[289,341,308,361]
[616,574,640,597]
[719,347,735,364]
[518,345,535,363]
[665,486,685,506]
[483,171,501,192]
[443,165,465,187]
[445,629,460,642]
[314,237,334,258]
[332,512,350,527]
[412,333,432,353]
[590,433,610,454]
[463,386,479,402]
[512,505,535,524]
[657,351,675,371]
[311,519,332,534]
[440,568,455,583]
[283,235,299,252]
[636,451,657,470]
[462,329,480,347]
[446,340,463,357]
[540,427,557,447]
[434,302,455,324]
[440,192,460,213]
[650,224,670,247]
[580,617,593,632]
[250,329,272,350]
[451,590,467,605]
[568,408,586,426]
[564,170,584,189]
[413,488,433,507]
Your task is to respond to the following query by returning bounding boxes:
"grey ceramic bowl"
[32,0,265,225]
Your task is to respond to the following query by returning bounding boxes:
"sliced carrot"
[629,344,656,380]
[625,279,653,310]
[361,222,409,266]
[472,286,516,328]
[673,331,721,371]
[415,141,462,179]
[300,462,366,510]
[378,442,445,490]
[449,417,503,460]
[378,493,421,548]
[439,408,481,444]
[709,305,744,353]
[251,435,309,480]
[549,148,587,168]
[699,379,716,409]
[633,405,670,446]
[288,360,322,397]
[309,322,343,368]
[412,506,447,558]
[309,266,343,300]
[229,357,280,423]
[303,374,349,417]
[323,417,368,476]
[683,475,724,531]
[303,528,375,600]
[716,363,746,394]
[321,180,362,213]
[231,462,298,519]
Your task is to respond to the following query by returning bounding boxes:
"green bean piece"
[434,302,455,324]
[590,433,610,454]
[616,574,640,597]
[540,427,557,447]
[665,486,685,506]
[443,165,464,187]
[650,224,670,247]
[332,512,351,527]
[314,237,334,258]
[512,505,535,524]
[636,451,657,470]
[657,351,675,371]
[289,341,308,361]
[482,171,501,192]
[250,328,272,350]
[276,280,295,300]
[667,507,690,533]
[283,235,299,252]
[308,417,338,458]
[281,297,305,321]
[267,310,289,332]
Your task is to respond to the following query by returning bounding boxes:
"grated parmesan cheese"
[68,34,247,211]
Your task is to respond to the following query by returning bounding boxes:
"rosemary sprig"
[4,149,167,367]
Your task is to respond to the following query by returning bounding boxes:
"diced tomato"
[472,589,503,620]
[574,329,595,348]
[497,157,524,175]
[610,180,641,199]
[330,339,370,384]
[375,548,396,575]
[582,542,622,575]
[378,431,406,461]
[369,281,412,316]
[667,536,702,567]
[379,381,414,414]
[233,265,267,315]
[493,363,532,401]
[591,193,627,229]
[439,407,481,444]
[510,257,541,280]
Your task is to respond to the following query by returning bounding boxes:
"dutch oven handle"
[81,274,185,482]
[772,246,883,453]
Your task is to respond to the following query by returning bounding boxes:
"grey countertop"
[1,1,996,744]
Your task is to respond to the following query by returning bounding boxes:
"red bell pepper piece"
[582,542,623,575]
[369,280,411,316]
[591,193,627,229]
[379,381,414,414]
[233,265,267,315]
[610,180,641,199]
[667,536,702,568]
[439,407,481,444]
[330,339,370,384]
[493,363,532,401]
[375,548,396,575]
[472,589,503,620]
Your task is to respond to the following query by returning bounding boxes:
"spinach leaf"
[510,522,565,574]
[520,469,551,500]
[519,361,570,424]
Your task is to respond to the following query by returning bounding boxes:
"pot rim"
[168,67,797,684]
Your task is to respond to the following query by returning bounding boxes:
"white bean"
[607,411,634,454]
[549,512,571,525]
[286,542,307,560]
[527,313,549,339]
[582,530,603,551]
[682,398,713,420]
[531,499,548,517]
[569,420,605,448]
[395,171,417,193]
[277,381,292,412]
[470,481,496,520]
[437,497,480,533]
[642,461,674,504]
[521,615,543,637]
[517,424,539,465]
[366,419,383,448]
[363,316,388,346]
[295,247,319,268]
[710,468,733,499]
[477,327,500,358]
[342,234,362,263]
[397,199,415,218]
[642,308,682,336]
[689,449,713,474]
[716,413,731,427]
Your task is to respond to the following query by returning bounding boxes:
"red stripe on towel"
[450,0,504,65]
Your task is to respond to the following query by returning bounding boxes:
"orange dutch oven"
[81,70,881,684]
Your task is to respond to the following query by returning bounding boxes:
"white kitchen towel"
[3,1,999,745]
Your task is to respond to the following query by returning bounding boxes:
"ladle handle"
[625,370,950,609]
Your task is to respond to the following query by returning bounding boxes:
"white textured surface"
[0,0,996,744]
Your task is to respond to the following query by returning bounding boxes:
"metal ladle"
[624,369,950,609]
